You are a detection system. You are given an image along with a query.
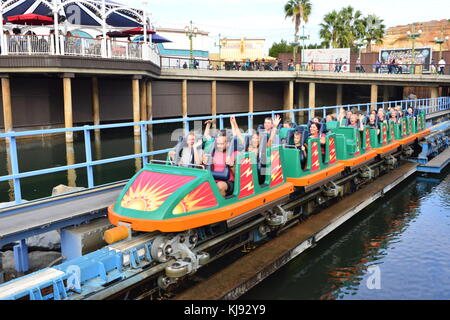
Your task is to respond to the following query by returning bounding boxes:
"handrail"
[0,97,449,205]
[1,34,160,66]
[160,54,450,74]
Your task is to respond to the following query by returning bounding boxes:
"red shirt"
[212,151,238,182]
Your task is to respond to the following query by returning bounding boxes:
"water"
[241,168,450,300]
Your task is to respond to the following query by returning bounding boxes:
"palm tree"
[362,14,385,52]
[319,10,339,48]
[320,6,371,49]
[336,6,364,48]
[284,0,312,66]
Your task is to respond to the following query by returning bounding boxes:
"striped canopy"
[1,0,145,28]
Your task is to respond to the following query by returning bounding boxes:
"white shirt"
[438,59,446,68]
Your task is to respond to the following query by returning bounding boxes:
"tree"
[319,6,384,50]
[269,40,295,58]
[337,6,364,48]
[284,0,312,64]
[319,10,339,48]
[361,14,385,52]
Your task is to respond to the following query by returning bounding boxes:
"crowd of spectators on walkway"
[176,57,448,75]
[2,29,448,75]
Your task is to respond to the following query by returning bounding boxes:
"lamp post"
[184,20,198,69]
[142,0,148,44]
[298,25,310,71]
[214,33,223,70]
[406,24,422,74]
[434,31,449,60]
[353,39,367,72]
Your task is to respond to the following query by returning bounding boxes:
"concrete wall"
[187,81,212,116]
[9,77,64,128]
[216,81,249,114]
[0,76,137,129]
[0,74,440,130]
[254,82,284,111]
[152,80,182,118]
[98,78,133,123]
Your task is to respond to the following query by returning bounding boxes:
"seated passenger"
[231,115,281,156]
[293,131,308,169]
[390,110,400,124]
[347,114,365,131]
[337,107,352,126]
[169,132,203,166]
[345,110,353,123]
[312,117,322,124]
[367,114,380,135]
[309,122,327,160]
[283,120,295,128]
[406,107,415,117]
[262,117,274,135]
[231,115,281,184]
[377,108,387,124]
[203,134,238,197]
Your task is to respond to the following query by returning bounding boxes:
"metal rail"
[1,97,449,207]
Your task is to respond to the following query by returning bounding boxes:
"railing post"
[3,35,9,55]
[81,38,85,56]
[219,115,224,130]
[27,36,32,55]
[59,35,65,55]
[184,118,190,136]
[107,39,112,58]
[8,135,22,204]
[13,239,29,273]
[83,127,94,189]
[248,113,253,134]
[50,34,55,55]
[140,123,148,165]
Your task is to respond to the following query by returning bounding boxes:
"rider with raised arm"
[168,132,203,167]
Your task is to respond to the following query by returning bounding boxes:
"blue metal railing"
[1,97,449,205]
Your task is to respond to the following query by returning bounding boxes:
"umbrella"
[7,13,54,26]
[123,27,155,35]
[134,34,172,43]
[151,34,172,44]
[106,31,130,38]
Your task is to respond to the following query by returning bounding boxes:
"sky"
[128,0,449,54]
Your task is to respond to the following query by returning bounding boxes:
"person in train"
[293,130,308,170]
[377,108,388,124]
[202,132,239,198]
[230,115,281,156]
[168,132,204,167]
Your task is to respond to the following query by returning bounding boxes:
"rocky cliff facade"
[371,19,450,53]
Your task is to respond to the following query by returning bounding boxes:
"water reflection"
[134,136,142,173]
[94,131,102,161]
[242,170,450,300]
[5,143,14,201]
[320,196,421,300]
[65,141,77,187]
